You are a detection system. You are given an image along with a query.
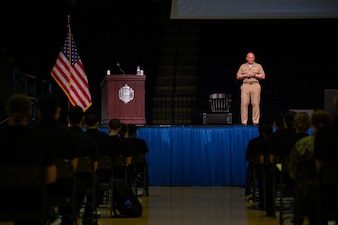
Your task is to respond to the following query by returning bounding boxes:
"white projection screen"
[170,0,338,19]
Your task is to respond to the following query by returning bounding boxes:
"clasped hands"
[246,72,256,78]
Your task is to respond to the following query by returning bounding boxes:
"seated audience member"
[261,110,297,217]
[83,113,111,157]
[118,122,128,138]
[107,118,134,178]
[35,93,80,169]
[68,106,100,171]
[289,109,331,225]
[245,122,273,207]
[282,112,310,158]
[34,93,84,225]
[289,110,331,179]
[313,91,338,225]
[0,93,57,225]
[67,106,100,225]
[127,124,149,157]
[127,123,150,195]
[314,91,338,171]
[83,113,112,203]
[280,112,310,190]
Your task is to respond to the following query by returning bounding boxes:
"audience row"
[245,91,338,225]
[0,92,149,225]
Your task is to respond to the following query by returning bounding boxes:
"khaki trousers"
[240,82,261,125]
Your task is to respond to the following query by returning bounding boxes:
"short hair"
[84,113,99,126]
[6,93,32,123]
[119,123,128,137]
[108,118,121,130]
[293,112,310,133]
[311,109,331,130]
[273,112,285,128]
[127,124,138,136]
[284,111,297,128]
[36,93,61,117]
[68,106,84,124]
[258,123,273,137]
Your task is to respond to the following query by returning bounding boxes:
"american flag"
[50,24,92,111]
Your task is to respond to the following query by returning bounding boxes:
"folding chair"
[112,154,128,217]
[132,153,149,197]
[316,162,338,225]
[275,157,294,225]
[96,155,114,217]
[76,156,97,223]
[0,164,48,224]
[47,159,78,225]
[292,159,317,225]
[113,154,128,183]
[246,153,261,204]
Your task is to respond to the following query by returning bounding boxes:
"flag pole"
[67,15,72,114]
[50,15,92,112]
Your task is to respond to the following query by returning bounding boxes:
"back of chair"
[317,162,338,224]
[132,153,148,197]
[319,162,338,186]
[113,154,128,182]
[47,159,77,225]
[0,164,48,223]
[97,155,114,170]
[0,164,44,187]
[97,155,114,182]
[96,155,115,217]
[56,159,75,180]
[77,156,95,174]
[98,155,114,170]
[76,156,96,198]
[76,156,97,221]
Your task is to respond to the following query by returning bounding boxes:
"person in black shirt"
[0,93,57,225]
[127,124,150,196]
[34,93,83,225]
[245,123,273,207]
[67,106,100,225]
[83,113,112,205]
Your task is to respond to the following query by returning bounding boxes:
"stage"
[101,125,260,186]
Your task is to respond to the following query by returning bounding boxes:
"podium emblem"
[119,84,134,104]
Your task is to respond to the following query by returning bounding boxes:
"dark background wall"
[1,0,338,124]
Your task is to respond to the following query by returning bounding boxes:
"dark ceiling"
[3,0,165,80]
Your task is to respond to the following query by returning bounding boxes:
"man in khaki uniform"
[236,52,266,125]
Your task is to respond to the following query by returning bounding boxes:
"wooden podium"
[100,74,146,125]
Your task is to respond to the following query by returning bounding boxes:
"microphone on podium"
[116,62,125,75]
